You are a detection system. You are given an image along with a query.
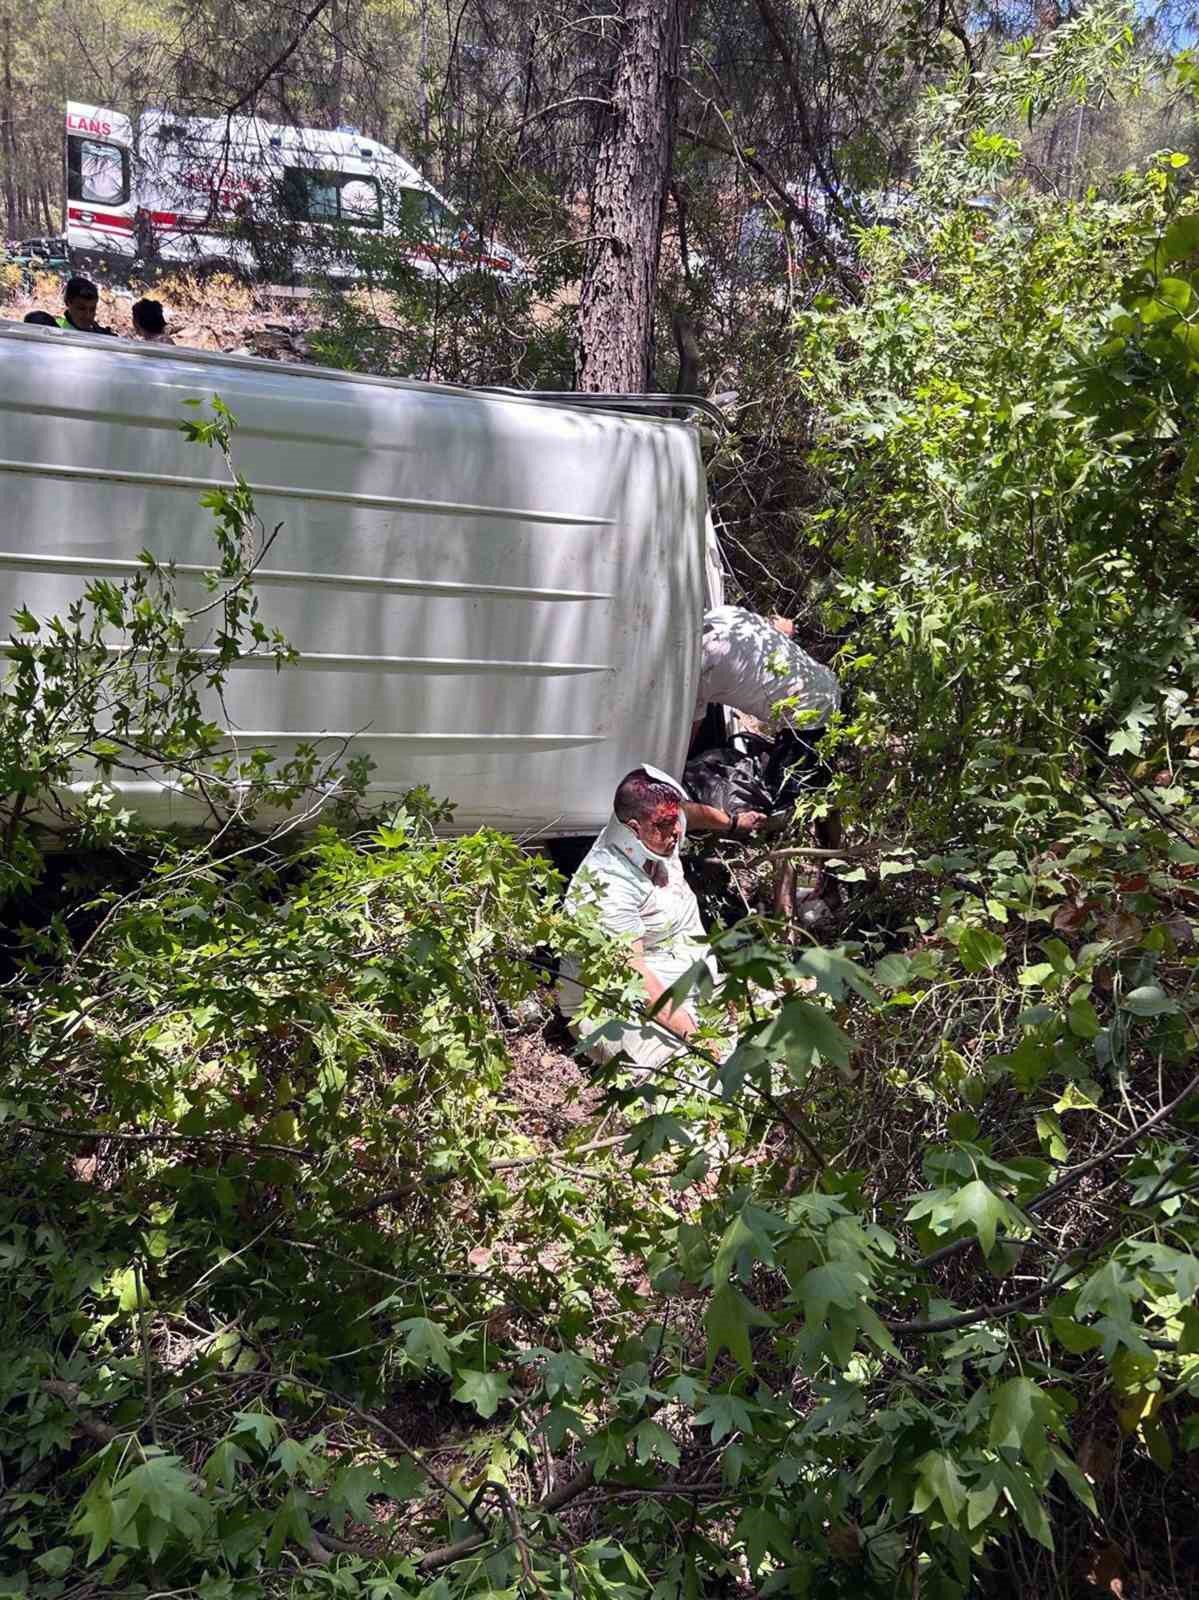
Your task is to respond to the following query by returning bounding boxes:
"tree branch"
[751,0,841,206]
[341,1135,629,1219]
[10,1119,327,1163]
[911,1067,1199,1275]
[417,1463,597,1573]
[283,1376,491,1538]
[677,120,833,264]
[40,1379,120,1445]
[225,0,336,114]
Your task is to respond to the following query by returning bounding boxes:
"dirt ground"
[6,270,318,357]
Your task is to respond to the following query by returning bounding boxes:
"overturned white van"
[0,322,720,835]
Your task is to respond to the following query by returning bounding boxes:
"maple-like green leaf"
[966,1478,1000,1530]
[230,1410,280,1450]
[693,1391,757,1445]
[112,1266,152,1313]
[73,1478,114,1566]
[398,1317,454,1375]
[997,1460,1055,1550]
[1050,1447,1097,1513]
[542,1349,596,1398]
[797,1259,866,1325]
[759,996,853,1069]
[1075,1259,1141,1323]
[1049,1314,1104,1355]
[452,1369,513,1419]
[1126,1242,1199,1302]
[712,1206,777,1286]
[1143,1415,1174,1471]
[989,1377,1055,1472]
[705,1285,775,1372]
[912,1451,966,1525]
[792,947,879,1001]
[910,1177,1026,1257]
[735,1505,793,1575]
[634,1420,680,1466]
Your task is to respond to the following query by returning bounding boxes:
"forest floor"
[7,270,323,357]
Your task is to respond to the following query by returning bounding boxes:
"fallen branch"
[744,843,886,867]
[10,1119,328,1163]
[224,0,335,114]
[341,1135,629,1219]
[282,1376,491,1539]
[891,1165,1193,1335]
[40,1378,120,1445]
[417,1463,596,1574]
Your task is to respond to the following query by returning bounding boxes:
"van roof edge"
[0,321,722,426]
[475,388,731,429]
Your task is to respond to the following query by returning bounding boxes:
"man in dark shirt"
[57,277,116,336]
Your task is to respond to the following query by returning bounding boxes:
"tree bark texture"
[2,13,20,235]
[575,0,687,393]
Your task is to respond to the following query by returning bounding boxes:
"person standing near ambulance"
[131,298,175,343]
[57,277,116,336]
[689,606,843,919]
[682,607,841,836]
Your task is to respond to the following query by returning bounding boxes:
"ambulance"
[63,100,519,283]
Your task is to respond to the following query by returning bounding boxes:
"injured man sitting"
[558,765,724,1084]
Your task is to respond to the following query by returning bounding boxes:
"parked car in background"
[2,234,70,292]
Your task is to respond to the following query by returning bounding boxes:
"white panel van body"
[0,322,716,836]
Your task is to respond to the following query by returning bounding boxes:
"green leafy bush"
[4,37,1199,1592]
[798,16,1199,846]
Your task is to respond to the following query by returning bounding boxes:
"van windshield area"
[397,187,466,245]
[279,168,382,228]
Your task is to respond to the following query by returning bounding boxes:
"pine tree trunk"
[575,0,687,393]
[1,14,19,237]
[327,0,345,127]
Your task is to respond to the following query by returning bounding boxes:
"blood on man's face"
[636,801,683,854]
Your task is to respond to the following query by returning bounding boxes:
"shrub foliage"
[3,20,1199,1600]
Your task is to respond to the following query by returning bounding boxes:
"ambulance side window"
[280,167,380,227]
[423,192,463,243]
[68,136,130,206]
[339,177,381,228]
[307,176,340,222]
[280,169,336,221]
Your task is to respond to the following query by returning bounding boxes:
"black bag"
[684,733,775,817]
[685,729,830,819]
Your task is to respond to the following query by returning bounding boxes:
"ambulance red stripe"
[67,206,134,232]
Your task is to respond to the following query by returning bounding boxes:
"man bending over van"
[689,606,843,916]
[692,606,841,748]
[559,766,719,1082]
